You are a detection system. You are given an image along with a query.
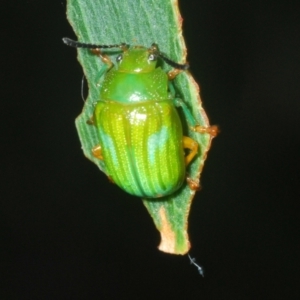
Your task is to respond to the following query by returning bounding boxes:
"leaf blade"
[65,0,215,254]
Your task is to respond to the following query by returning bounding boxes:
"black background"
[1,0,300,299]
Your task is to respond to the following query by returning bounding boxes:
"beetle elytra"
[63,38,218,198]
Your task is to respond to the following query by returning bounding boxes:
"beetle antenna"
[150,43,189,70]
[62,37,127,50]
[187,254,204,277]
[158,52,189,70]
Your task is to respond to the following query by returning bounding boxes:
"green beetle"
[63,38,217,198]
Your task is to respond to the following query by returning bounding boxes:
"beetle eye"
[148,53,157,61]
[116,54,123,63]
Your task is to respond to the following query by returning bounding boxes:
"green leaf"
[65,0,215,254]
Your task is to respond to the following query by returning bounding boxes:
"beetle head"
[116,46,158,73]
[62,38,189,71]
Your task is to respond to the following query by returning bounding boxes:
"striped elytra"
[94,99,185,198]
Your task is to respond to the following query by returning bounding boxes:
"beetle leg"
[91,49,114,85]
[86,115,94,125]
[167,73,182,99]
[91,146,116,184]
[167,69,183,80]
[92,145,116,184]
[174,98,197,127]
[186,177,201,191]
[91,49,113,68]
[183,136,198,166]
[174,98,219,137]
[92,144,103,160]
[192,125,219,137]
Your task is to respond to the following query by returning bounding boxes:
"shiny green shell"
[93,47,185,198]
